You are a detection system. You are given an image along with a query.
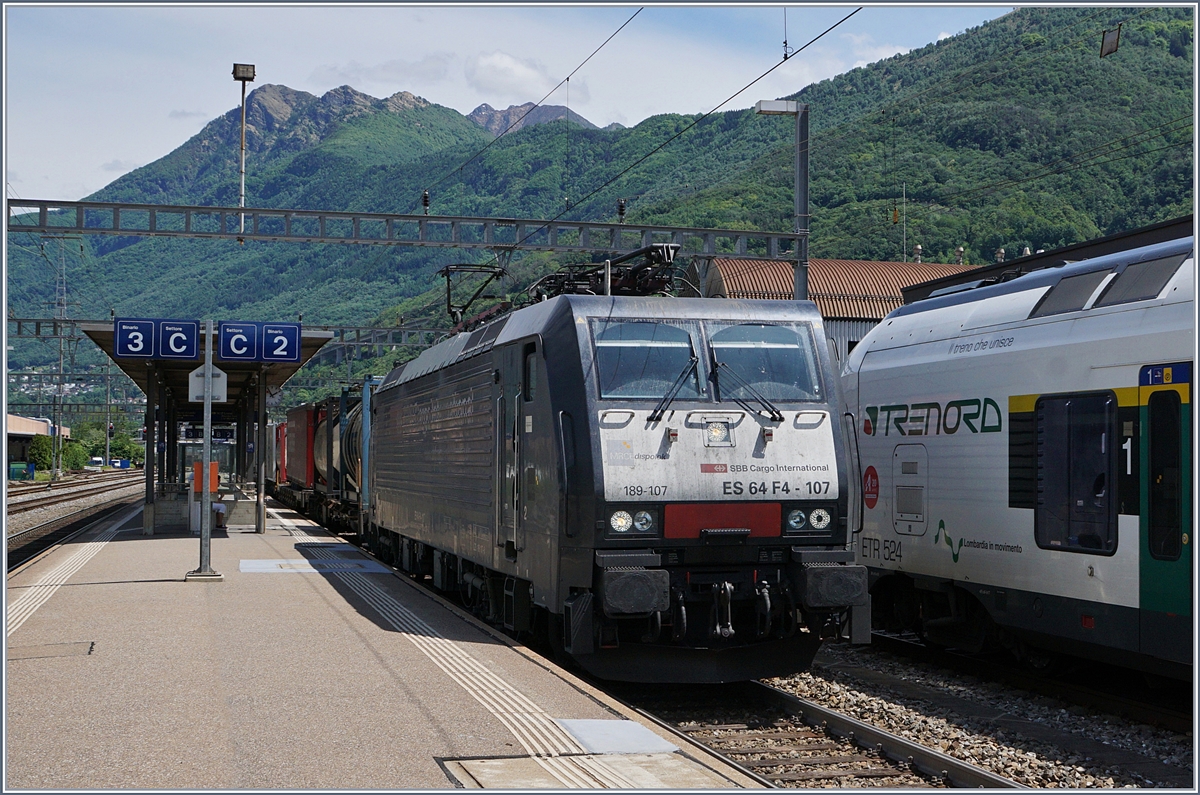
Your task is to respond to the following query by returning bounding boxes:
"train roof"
[887,236,1194,321]
[380,294,826,390]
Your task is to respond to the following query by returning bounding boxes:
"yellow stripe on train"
[1009,385,1188,414]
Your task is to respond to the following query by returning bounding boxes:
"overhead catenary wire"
[630,7,1124,234]
[481,7,863,282]
[407,7,644,215]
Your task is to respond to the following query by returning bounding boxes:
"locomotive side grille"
[375,358,495,511]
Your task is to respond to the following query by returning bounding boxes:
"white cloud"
[464,50,556,103]
[168,109,208,119]
[101,159,141,172]
[937,31,954,41]
[841,31,912,69]
[310,53,453,90]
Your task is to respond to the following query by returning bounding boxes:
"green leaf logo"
[935,519,963,563]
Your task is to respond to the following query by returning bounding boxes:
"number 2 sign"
[260,323,301,363]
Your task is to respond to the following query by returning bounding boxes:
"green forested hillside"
[8,6,1192,378]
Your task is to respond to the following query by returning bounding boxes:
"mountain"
[7,6,1192,379]
[468,103,597,134]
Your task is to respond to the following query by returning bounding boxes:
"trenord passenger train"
[275,248,867,683]
[842,237,1193,679]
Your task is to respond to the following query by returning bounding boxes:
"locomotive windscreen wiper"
[648,356,698,422]
[711,358,785,422]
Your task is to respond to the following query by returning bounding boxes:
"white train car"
[841,237,1193,679]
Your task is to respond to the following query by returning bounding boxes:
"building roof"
[703,258,973,320]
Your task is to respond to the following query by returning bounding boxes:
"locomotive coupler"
[755,581,773,639]
[712,581,735,638]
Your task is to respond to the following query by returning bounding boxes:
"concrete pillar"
[143,365,156,536]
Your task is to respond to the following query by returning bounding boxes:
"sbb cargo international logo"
[700,463,728,473]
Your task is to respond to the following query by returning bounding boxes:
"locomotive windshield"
[592,320,703,399]
[708,322,822,402]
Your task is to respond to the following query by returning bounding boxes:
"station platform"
[5,501,760,790]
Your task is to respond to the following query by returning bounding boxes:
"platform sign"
[157,320,199,359]
[114,318,156,358]
[189,365,227,402]
[218,322,259,361]
[261,323,302,363]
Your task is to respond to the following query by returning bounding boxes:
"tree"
[61,441,89,471]
[109,433,144,465]
[28,435,53,471]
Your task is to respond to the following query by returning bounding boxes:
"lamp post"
[232,63,256,238]
[755,100,809,300]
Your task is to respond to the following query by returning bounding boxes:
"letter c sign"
[218,322,259,361]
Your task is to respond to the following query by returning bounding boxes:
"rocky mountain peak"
[386,91,430,112]
[467,102,597,135]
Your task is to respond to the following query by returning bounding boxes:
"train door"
[495,345,522,561]
[1138,362,1192,664]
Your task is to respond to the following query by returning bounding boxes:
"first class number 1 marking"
[723,480,830,495]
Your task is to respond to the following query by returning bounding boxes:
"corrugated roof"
[705,258,973,320]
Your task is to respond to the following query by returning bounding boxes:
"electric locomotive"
[362,288,867,682]
[842,237,1193,679]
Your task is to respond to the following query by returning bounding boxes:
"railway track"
[7,473,143,515]
[7,469,139,498]
[867,631,1192,735]
[7,499,137,572]
[610,680,1021,788]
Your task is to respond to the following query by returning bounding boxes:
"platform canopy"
[81,322,333,415]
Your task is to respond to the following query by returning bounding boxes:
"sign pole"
[256,364,266,533]
[187,320,222,581]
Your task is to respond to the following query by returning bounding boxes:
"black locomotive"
[347,292,867,682]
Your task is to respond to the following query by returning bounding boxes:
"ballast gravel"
[5,482,143,536]
[767,642,1193,788]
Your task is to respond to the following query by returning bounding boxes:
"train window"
[708,322,822,401]
[1147,390,1183,561]
[1035,393,1117,554]
[1028,269,1111,318]
[1094,254,1189,308]
[591,321,702,400]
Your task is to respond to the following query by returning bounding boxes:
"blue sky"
[5,4,1012,202]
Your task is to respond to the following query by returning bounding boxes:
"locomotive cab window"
[707,322,822,402]
[1035,392,1117,554]
[591,320,702,400]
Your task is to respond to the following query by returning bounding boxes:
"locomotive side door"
[1138,362,1192,664]
[495,344,522,561]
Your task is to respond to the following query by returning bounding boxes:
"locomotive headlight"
[809,508,832,530]
[786,509,807,531]
[609,510,634,533]
[706,421,730,444]
[633,510,655,532]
